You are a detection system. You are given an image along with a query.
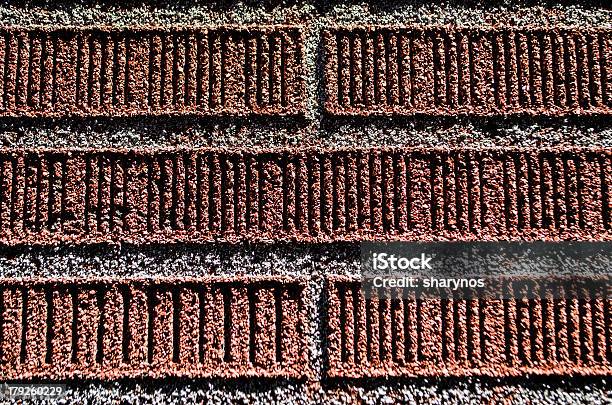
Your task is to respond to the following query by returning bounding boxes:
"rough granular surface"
[0,0,610,404]
[327,276,611,378]
[1,273,610,381]
[0,243,611,402]
[0,148,610,244]
[0,26,305,117]
[0,277,306,380]
[324,27,612,116]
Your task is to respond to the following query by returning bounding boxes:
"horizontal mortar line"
[326,276,612,378]
[0,148,609,244]
[0,277,307,380]
[0,26,305,117]
[324,26,612,116]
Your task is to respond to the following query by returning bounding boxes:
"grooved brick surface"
[324,27,612,116]
[0,278,306,379]
[0,149,609,244]
[326,277,612,377]
[0,26,304,117]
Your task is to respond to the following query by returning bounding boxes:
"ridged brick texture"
[0,26,304,117]
[324,27,612,116]
[326,277,612,377]
[0,277,306,379]
[0,148,610,244]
